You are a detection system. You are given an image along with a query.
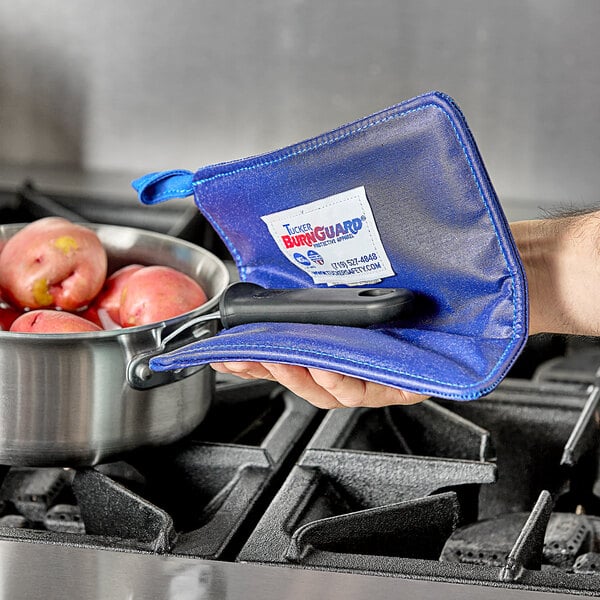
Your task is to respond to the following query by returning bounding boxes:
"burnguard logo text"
[280,216,364,249]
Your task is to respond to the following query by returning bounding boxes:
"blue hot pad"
[133,91,528,400]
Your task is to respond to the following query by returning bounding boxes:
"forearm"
[511,211,600,336]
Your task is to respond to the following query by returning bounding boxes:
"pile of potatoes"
[0,217,208,333]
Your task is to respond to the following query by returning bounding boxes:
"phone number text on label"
[331,253,379,270]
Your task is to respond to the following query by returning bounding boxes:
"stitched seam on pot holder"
[180,340,505,390]
[170,342,503,400]
[192,103,522,391]
[193,105,433,187]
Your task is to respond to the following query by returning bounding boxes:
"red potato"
[10,310,103,333]
[120,265,208,327]
[0,304,21,331]
[88,264,143,324]
[0,217,108,311]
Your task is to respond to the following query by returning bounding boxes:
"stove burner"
[44,504,85,535]
[442,510,598,570]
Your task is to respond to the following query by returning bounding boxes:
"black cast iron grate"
[238,336,600,596]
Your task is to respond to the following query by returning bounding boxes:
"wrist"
[511,213,600,336]
[510,218,560,335]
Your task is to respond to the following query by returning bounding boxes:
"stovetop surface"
[1,538,577,600]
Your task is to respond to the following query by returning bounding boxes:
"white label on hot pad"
[261,186,394,286]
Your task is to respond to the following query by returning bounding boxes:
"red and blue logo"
[307,250,324,265]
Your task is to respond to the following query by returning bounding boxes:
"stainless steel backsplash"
[1,0,599,216]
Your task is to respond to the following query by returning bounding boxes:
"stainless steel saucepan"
[0,223,230,467]
[0,222,417,467]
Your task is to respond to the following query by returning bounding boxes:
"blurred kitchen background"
[1,0,599,221]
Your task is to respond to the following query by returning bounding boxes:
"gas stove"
[1,179,600,598]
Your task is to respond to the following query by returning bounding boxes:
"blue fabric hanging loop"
[131,91,528,401]
[132,169,194,205]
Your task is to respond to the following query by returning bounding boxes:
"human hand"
[210,361,428,409]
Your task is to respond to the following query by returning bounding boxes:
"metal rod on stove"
[498,490,554,583]
[560,383,600,467]
[17,180,90,223]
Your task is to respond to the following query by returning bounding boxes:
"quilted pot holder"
[133,91,528,400]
